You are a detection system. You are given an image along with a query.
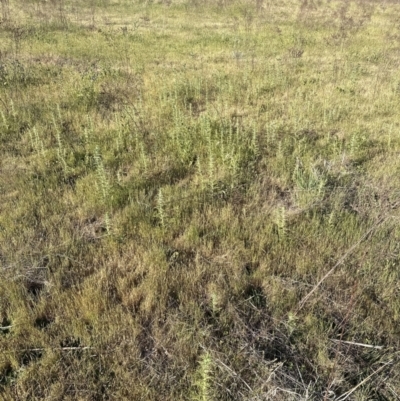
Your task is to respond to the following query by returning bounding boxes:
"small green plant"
[327,209,335,229]
[348,130,365,157]
[0,109,8,129]
[194,351,213,401]
[53,110,68,174]
[208,151,216,194]
[292,159,327,208]
[28,127,45,157]
[104,211,111,234]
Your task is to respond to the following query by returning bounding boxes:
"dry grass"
[1,0,400,399]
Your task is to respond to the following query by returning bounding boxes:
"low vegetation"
[1,0,400,399]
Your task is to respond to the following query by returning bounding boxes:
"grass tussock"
[1,0,400,399]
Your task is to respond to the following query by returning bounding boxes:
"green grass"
[1,0,400,399]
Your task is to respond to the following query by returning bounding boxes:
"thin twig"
[214,357,253,392]
[275,387,302,396]
[335,360,393,401]
[297,215,388,312]
[0,325,12,330]
[28,347,94,351]
[199,344,254,393]
[330,339,384,350]
[385,383,400,400]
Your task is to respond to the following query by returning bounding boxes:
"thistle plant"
[195,352,213,401]
[0,109,8,129]
[29,127,45,157]
[349,131,364,157]
[292,159,327,207]
[328,209,335,229]
[276,140,283,159]
[229,148,241,186]
[83,127,91,165]
[9,99,16,118]
[53,112,68,174]
[208,151,216,194]
[139,142,148,173]
[104,212,111,235]
[157,188,166,228]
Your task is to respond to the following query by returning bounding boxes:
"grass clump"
[2,0,400,399]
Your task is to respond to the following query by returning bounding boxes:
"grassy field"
[1,0,400,399]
